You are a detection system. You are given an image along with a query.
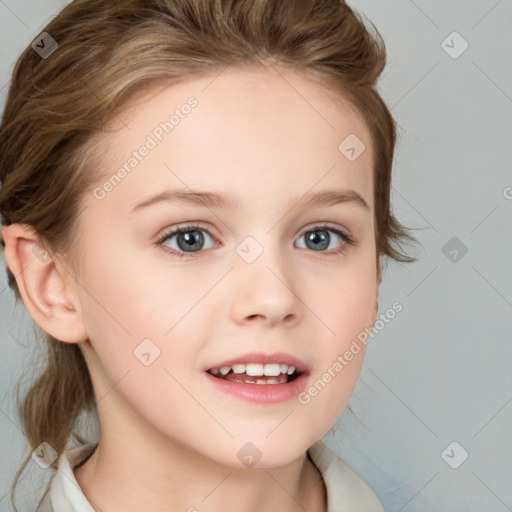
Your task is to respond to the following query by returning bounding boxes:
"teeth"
[263,377,283,384]
[210,363,298,377]
[263,363,281,376]
[244,374,288,385]
[245,363,264,376]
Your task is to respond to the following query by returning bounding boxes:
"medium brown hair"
[0,0,418,509]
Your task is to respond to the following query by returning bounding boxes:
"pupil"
[179,231,204,252]
[307,230,329,251]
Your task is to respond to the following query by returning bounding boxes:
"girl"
[0,0,418,510]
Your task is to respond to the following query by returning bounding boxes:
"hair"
[0,0,419,509]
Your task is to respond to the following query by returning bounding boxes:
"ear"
[2,223,88,343]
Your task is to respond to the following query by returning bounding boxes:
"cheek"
[313,256,378,344]
[297,258,377,419]
[79,244,204,334]
[76,260,207,431]
[76,251,215,384]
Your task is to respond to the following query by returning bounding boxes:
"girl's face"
[70,67,379,468]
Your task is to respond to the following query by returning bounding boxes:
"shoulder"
[307,440,385,512]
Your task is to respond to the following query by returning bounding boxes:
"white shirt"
[38,440,384,511]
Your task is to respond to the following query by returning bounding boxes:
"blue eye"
[156,223,355,259]
[295,225,353,253]
[157,224,216,257]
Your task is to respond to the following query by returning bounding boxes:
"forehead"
[85,67,374,211]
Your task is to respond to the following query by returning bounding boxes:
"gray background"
[1,1,511,511]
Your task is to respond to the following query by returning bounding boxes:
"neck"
[74,415,326,512]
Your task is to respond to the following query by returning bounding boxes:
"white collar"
[45,440,383,511]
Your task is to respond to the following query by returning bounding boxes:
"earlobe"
[1,223,88,343]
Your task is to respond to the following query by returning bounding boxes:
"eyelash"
[155,222,356,259]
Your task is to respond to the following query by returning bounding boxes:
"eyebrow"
[130,187,370,213]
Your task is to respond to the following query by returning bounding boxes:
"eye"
[156,223,216,258]
[295,224,355,255]
[156,222,355,259]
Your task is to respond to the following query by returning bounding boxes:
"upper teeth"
[214,363,296,377]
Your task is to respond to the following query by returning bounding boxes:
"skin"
[3,66,381,512]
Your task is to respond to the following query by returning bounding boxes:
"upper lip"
[206,351,309,374]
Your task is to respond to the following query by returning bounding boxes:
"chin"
[205,434,316,470]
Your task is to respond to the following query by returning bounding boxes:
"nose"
[228,241,300,328]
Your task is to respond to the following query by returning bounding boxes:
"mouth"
[207,362,301,385]
[204,353,309,403]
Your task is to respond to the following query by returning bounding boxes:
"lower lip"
[205,372,309,404]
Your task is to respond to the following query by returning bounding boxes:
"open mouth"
[207,363,301,385]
